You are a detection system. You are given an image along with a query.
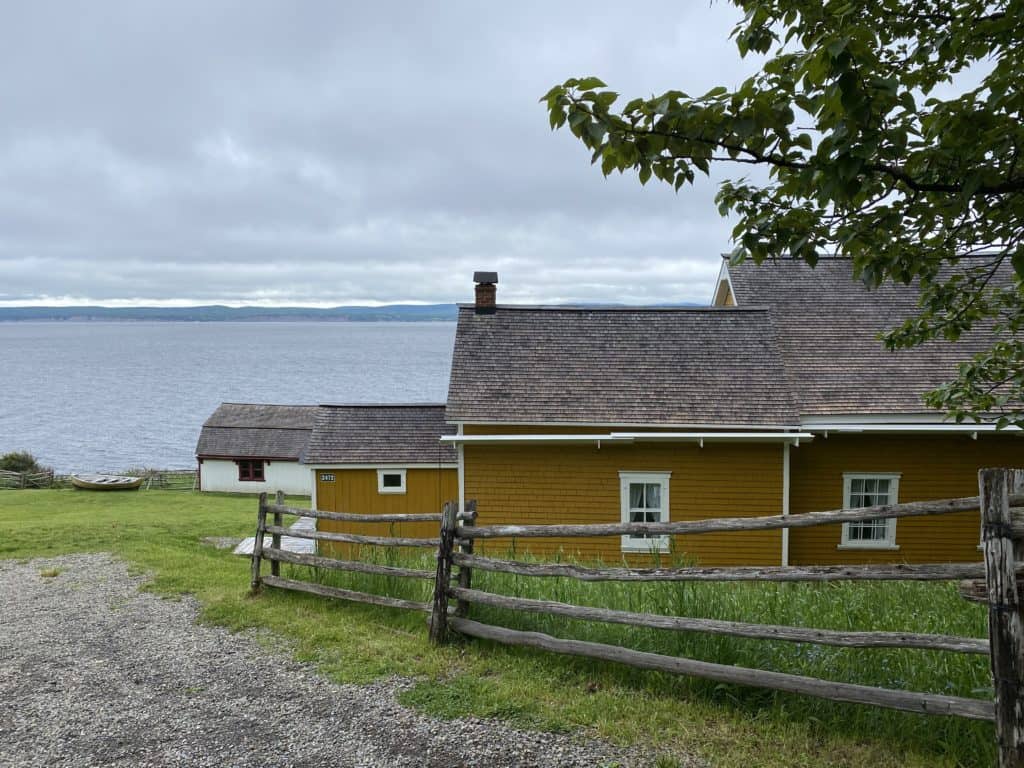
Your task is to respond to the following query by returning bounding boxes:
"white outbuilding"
[195,403,316,495]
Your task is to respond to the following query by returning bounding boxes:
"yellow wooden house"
[303,404,458,547]
[442,266,1023,566]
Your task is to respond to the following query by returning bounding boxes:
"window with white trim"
[840,473,901,549]
[377,469,407,494]
[619,471,671,552]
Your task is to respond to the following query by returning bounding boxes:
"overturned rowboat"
[70,474,144,491]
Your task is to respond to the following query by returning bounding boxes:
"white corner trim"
[781,442,790,567]
[457,423,465,515]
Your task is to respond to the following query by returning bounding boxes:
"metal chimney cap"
[473,271,498,284]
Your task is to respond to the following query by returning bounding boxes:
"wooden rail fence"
[430,468,1024,765]
[250,491,448,614]
[250,469,1024,766]
[0,468,54,489]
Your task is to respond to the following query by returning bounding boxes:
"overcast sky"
[0,1,762,307]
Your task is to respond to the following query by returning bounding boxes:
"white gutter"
[803,423,1020,435]
[612,431,812,444]
[440,431,813,446]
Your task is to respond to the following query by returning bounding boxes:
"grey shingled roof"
[446,306,798,426]
[728,257,1011,416]
[303,405,457,464]
[196,403,317,459]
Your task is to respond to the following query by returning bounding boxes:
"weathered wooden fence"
[249,491,447,614]
[0,468,54,489]
[428,468,1024,766]
[249,470,1024,765]
[142,469,197,490]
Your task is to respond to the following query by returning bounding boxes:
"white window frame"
[619,471,671,553]
[377,468,407,494]
[838,472,901,550]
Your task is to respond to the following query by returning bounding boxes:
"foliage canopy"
[543,0,1024,425]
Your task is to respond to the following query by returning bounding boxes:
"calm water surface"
[0,322,455,472]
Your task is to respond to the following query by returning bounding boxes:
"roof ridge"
[317,402,447,408]
[218,402,318,407]
[202,424,313,430]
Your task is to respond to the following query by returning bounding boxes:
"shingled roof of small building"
[446,306,798,426]
[727,257,1011,416]
[196,403,317,459]
[303,404,457,464]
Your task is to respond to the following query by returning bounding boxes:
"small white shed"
[195,403,316,495]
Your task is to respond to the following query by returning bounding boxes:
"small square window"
[377,469,407,494]
[238,459,265,482]
[840,473,900,550]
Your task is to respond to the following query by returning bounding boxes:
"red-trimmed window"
[238,460,265,482]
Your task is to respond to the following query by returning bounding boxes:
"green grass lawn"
[0,489,995,768]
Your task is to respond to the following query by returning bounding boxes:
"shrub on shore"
[0,451,49,474]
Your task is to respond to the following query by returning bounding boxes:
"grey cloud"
[0,1,758,306]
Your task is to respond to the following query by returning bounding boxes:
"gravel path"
[0,554,693,768]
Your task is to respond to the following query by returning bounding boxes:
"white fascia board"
[611,431,814,443]
[440,434,630,445]
[803,423,1020,434]
[455,420,801,431]
[441,432,812,445]
[303,463,459,469]
[803,414,961,425]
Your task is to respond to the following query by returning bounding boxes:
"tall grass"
[300,541,994,765]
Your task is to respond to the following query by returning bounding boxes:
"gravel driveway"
[0,554,690,768]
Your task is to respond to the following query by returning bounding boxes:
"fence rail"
[262,524,440,548]
[267,502,443,524]
[454,493,1020,540]
[451,552,996,583]
[251,492,453,617]
[447,585,990,654]
[447,617,995,721]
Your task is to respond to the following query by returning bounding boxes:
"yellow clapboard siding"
[314,468,457,557]
[789,434,1024,565]
[464,442,783,566]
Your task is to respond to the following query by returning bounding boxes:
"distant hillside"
[0,305,459,322]
[0,301,705,322]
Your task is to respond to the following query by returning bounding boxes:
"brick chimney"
[473,271,498,315]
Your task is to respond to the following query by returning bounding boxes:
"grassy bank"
[0,489,995,767]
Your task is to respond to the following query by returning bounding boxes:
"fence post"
[271,490,284,576]
[429,501,457,645]
[455,500,477,618]
[251,492,268,592]
[981,467,1024,767]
